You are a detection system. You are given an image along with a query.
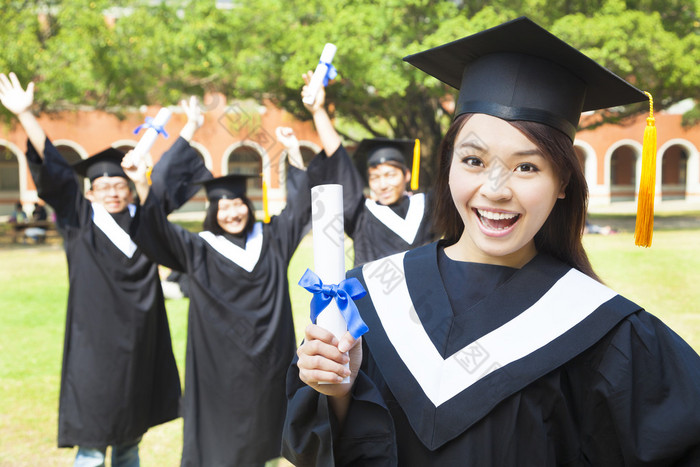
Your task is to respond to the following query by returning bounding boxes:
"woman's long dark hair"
[432,113,600,281]
[202,196,257,236]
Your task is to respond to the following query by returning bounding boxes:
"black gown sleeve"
[584,311,700,465]
[282,342,397,467]
[26,137,84,229]
[131,190,199,272]
[268,166,313,261]
[149,136,212,214]
[306,145,367,238]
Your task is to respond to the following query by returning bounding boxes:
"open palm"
[0,72,34,115]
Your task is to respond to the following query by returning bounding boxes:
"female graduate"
[122,127,328,466]
[282,17,700,466]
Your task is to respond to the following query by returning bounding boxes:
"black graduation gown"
[131,165,315,466]
[282,242,700,466]
[26,138,183,448]
[306,146,436,267]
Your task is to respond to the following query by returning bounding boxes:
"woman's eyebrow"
[455,140,487,152]
[513,149,544,156]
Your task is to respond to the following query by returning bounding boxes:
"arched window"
[227,144,263,208]
[609,145,636,202]
[661,145,688,200]
[0,145,20,215]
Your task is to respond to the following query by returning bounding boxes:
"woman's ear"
[558,180,568,199]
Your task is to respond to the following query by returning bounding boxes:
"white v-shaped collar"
[362,252,617,407]
[198,222,263,272]
[364,193,425,244]
[91,203,137,258]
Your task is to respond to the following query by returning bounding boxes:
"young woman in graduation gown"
[122,127,337,466]
[301,72,438,266]
[0,75,204,464]
[282,18,700,466]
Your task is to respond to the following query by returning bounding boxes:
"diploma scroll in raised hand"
[302,43,337,106]
[132,107,172,165]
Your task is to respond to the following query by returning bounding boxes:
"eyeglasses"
[92,182,130,193]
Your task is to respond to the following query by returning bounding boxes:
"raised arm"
[178,95,204,142]
[122,150,151,205]
[0,73,46,157]
[276,126,305,170]
[302,70,341,156]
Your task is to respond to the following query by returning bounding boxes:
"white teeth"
[477,209,518,220]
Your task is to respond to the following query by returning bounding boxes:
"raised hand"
[179,96,204,142]
[275,126,299,150]
[0,72,34,115]
[276,126,305,169]
[301,70,326,114]
[181,96,204,129]
[121,150,149,185]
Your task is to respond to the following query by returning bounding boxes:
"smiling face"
[86,176,132,214]
[446,114,566,268]
[367,162,411,206]
[216,198,250,235]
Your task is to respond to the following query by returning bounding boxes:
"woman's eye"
[462,156,484,167]
[515,163,539,173]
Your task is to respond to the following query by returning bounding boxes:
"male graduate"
[0,72,202,466]
[300,71,437,266]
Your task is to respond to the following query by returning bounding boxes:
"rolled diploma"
[311,184,349,383]
[132,107,172,164]
[302,43,337,106]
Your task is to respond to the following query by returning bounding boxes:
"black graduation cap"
[72,147,127,181]
[197,173,257,201]
[403,16,648,141]
[354,138,415,169]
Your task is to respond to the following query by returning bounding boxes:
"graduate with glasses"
[282,18,700,466]
[0,74,205,467]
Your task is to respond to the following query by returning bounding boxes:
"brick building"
[1,97,699,218]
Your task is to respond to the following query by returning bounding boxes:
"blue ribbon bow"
[320,61,338,87]
[133,116,169,138]
[298,268,368,339]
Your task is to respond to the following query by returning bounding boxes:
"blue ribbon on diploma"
[299,268,369,339]
[133,117,169,138]
[320,61,338,87]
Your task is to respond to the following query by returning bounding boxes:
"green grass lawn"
[1,229,699,465]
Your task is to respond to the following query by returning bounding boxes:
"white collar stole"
[91,203,137,258]
[361,252,617,407]
[364,193,425,244]
[198,222,263,272]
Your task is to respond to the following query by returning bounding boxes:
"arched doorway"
[226,143,263,210]
[609,145,637,202]
[661,145,688,200]
[0,144,21,216]
[54,142,89,190]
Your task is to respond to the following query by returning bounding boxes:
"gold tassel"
[262,177,270,223]
[634,92,656,247]
[410,139,420,191]
[146,165,153,186]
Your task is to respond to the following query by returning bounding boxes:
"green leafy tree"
[2,0,699,184]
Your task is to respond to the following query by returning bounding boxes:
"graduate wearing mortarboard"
[122,125,341,466]
[0,75,205,465]
[282,18,700,466]
[300,71,438,266]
